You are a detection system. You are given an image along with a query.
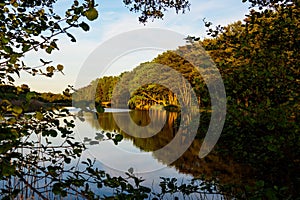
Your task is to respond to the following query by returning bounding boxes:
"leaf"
[3,45,12,53]
[66,32,76,42]
[50,130,58,137]
[40,59,52,65]
[89,141,99,145]
[26,92,36,101]
[79,22,90,31]
[46,66,55,73]
[22,44,31,52]
[128,167,134,174]
[12,106,23,115]
[106,132,111,139]
[57,64,64,71]
[96,104,104,113]
[267,144,277,152]
[84,8,98,21]
[95,134,104,140]
[35,111,43,120]
[1,37,9,44]
[64,157,71,164]
[114,134,123,142]
[46,46,53,54]
[256,180,265,187]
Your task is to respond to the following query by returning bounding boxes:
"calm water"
[69,107,247,199]
[73,108,194,182]
[0,107,286,199]
[1,107,249,199]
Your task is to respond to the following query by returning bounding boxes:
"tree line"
[0,0,299,199]
[76,3,300,198]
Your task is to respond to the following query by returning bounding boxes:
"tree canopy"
[0,0,299,199]
[77,2,300,198]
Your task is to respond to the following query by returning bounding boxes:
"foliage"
[75,76,119,105]
[0,0,199,199]
[0,84,71,112]
[81,2,300,198]
[200,3,299,199]
[38,91,72,104]
[123,0,190,23]
[78,49,210,111]
[243,0,297,9]
[0,0,104,198]
[0,0,299,199]
[0,0,99,83]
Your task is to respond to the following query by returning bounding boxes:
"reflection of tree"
[84,110,253,188]
[85,111,121,132]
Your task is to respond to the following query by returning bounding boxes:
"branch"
[15,171,48,200]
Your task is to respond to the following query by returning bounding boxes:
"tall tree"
[0,0,192,198]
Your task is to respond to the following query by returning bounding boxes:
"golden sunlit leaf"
[13,106,23,114]
[57,64,64,71]
[35,111,44,120]
[84,8,98,21]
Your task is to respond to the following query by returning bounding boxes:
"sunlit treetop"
[1,0,298,86]
[244,0,297,9]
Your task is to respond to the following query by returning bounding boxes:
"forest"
[0,0,299,199]
[75,3,300,198]
[0,84,71,112]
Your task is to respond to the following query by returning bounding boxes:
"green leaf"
[26,92,36,101]
[46,46,53,54]
[115,134,123,142]
[1,37,9,44]
[256,180,265,187]
[106,132,111,139]
[3,45,12,53]
[267,144,277,152]
[79,22,90,31]
[2,164,16,176]
[22,44,31,52]
[96,104,104,113]
[12,106,23,114]
[35,111,43,120]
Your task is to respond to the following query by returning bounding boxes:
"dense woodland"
[76,4,300,198]
[75,50,209,111]
[0,0,299,199]
[0,84,71,112]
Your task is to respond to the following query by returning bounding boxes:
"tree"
[200,3,299,198]
[1,0,299,199]
[0,0,196,199]
[123,0,191,23]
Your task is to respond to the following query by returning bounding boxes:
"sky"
[14,0,251,93]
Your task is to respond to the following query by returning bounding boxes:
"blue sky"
[15,0,251,93]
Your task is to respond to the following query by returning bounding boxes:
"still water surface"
[73,108,193,182]
[69,107,247,198]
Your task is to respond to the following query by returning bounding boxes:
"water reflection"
[82,109,253,188]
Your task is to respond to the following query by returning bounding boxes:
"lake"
[68,107,249,199]
[0,107,252,199]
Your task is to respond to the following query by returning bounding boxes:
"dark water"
[72,108,251,198]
